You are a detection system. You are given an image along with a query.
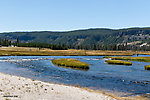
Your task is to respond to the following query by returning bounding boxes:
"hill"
[1,27,150,48]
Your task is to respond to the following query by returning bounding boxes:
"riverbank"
[0,72,116,100]
[1,47,150,56]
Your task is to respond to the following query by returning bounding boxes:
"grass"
[51,58,89,70]
[105,60,132,65]
[0,47,138,56]
[1,47,150,56]
[104,56,150,62]
[144,65,150,70]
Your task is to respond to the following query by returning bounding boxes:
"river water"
[0,55,150,97]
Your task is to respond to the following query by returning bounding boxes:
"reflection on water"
[0,55,150,97]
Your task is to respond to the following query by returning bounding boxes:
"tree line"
[17,43,68,50]
[0,38,68,50]
[0,37,150,51]
[70,44,150,51]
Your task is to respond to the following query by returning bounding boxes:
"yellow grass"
[52,58,89,70]
[0,47,150,56]
[104,56,150,62]
[105,60,132,65]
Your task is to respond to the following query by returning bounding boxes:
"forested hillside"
[1,27,150,50]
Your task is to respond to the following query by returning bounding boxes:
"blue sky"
[0,0,150,32]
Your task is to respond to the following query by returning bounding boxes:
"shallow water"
[0,55,150,97]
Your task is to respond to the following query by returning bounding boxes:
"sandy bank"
[0,72,116,100]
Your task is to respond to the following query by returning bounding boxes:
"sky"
[0,0,150,32]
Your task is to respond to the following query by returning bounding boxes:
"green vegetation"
[144,65,150,70]
[51,58,89,70]
[1,27,150,50]
[17,43,68,50]
[0,38,11,46]
[105,60,132,65]
[0,38,68,50]
[104,56,150,62]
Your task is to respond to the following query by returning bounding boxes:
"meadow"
[0,47,150,56]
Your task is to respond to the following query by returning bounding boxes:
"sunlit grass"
[1,47,150,56]
[51,58,89,70]
[104,56,150,62]
[105,60,132,65]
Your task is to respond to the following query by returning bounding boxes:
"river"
[0,55,150,97]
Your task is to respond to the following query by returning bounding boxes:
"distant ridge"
[0,27,150,47]
[2,27,150,33]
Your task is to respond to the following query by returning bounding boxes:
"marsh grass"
[104,56,150,62]
[105,60,132,65]
[51,58,89,70]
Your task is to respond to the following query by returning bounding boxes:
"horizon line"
[1,26,150,33]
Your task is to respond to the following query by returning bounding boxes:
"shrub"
[144,65,150,70]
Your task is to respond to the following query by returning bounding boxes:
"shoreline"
[0,72,116,100]
[0,73,149,100]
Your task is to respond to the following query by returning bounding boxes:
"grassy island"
[105,60,132,65]
[144,65,150,70]
[104,56,150,62]
[51,58,89,70]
